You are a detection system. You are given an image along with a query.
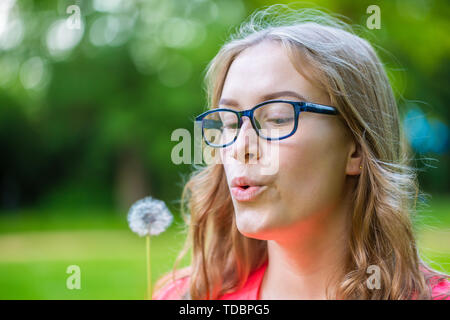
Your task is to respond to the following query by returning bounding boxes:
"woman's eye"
[267,117,293,125]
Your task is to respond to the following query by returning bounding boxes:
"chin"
[235,217,273,240]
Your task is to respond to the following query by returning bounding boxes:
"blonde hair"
[154,4,449,300]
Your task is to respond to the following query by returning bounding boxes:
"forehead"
[221,40,324,105]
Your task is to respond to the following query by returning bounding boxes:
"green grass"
[0,210,191,299]
[0,195,448,299]
[412,195,450,275]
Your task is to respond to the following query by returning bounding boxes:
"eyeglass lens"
[202,102,296,147]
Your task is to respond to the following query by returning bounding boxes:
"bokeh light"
[46,18,85,59]
[0,0,24,51]
[403,106,449,154]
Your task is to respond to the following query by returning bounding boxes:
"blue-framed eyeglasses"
[195,99,339,148]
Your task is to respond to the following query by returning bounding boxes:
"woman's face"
[219,40,361,241]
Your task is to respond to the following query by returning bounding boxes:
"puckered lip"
[231,176,265,188]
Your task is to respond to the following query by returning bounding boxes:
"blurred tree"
[0,0,448,214]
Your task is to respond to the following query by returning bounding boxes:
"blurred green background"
[0,0,448,299]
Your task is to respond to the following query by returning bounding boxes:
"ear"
[346,139,363,176]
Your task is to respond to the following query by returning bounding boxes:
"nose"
[231,116,260,163]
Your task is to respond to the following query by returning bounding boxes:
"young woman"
[153,5,450,300]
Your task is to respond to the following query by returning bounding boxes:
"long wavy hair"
[154,4,449,300]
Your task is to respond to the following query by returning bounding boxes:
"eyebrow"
[218,90,309,107]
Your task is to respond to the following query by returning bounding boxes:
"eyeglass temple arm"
[301,102,339,115]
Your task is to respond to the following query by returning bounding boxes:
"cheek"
[276,133,347,217]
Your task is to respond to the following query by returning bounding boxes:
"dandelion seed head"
[127,196,173,236]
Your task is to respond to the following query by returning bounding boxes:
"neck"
[259,194,351,300]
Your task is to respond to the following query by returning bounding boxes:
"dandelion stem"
[146,235,152,300]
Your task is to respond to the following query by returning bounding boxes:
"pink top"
[153,260,268,300]
[153,260,450,300]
